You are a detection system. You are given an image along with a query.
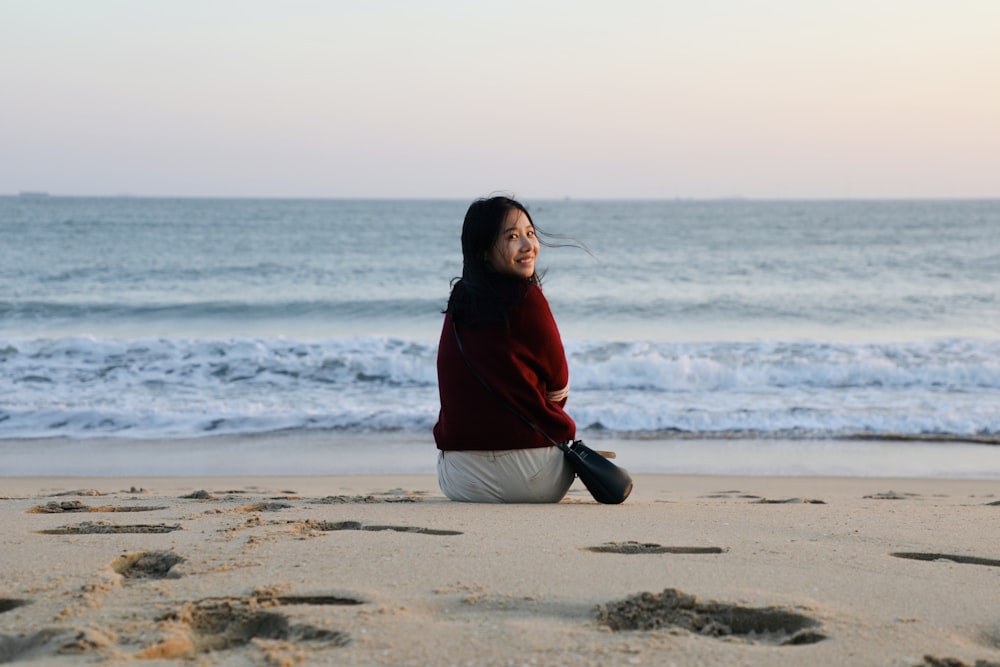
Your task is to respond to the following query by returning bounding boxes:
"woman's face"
[488,209,538,279]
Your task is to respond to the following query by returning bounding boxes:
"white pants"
[437,446,575,503]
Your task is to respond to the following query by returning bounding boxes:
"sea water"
[2,197,999,477]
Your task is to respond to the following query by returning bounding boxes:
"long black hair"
[445,196,541,327]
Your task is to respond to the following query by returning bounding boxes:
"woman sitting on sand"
[433,195,576,503]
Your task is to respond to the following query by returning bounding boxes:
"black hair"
[445,195,541,327]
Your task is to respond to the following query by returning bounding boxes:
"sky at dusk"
[3,1,999,199]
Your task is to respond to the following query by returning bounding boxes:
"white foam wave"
[565,338,1000,392]
[1,335,999,440]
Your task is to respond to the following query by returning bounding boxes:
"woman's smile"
[489,210,539,279]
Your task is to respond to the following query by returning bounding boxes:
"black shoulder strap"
[451,321,565,450]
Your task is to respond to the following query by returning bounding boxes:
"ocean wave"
[565,338,1000,392]
[1,335,999,441]
[0,297,446,324]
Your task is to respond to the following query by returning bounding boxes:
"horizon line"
[6,192,1000,202]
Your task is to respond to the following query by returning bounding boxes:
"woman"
[434,195,576,503]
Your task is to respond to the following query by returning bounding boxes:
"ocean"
[2,196,999,477]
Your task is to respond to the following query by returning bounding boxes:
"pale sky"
[3,1,999,199]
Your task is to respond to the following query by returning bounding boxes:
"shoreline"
[2,473,999,666]
[2,471,998,498]
[4,431,1000,479]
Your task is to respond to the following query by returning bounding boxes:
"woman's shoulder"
[512,282,559,337]
[520,281,551,310]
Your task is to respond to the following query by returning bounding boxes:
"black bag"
[559,440,633,504]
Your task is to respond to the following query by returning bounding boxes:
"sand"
[2,473,999,667]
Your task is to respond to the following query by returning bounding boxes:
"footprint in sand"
[47,489,104,497]
[137,595,357,659]
[0,627,114,663]
[694,492,827,504]
[36,521,182,535]
[595,587,826,646]
[864,490,921,500]
[700,490,763,499]
[236,502,292,512]
[313,491,426,504]
[27,500,168,513]
[111,551,186,580]
[300,519,462,536]
[913,656,1000,667]
[266,594,365,606]
[178,489,428,504]
[585,541,725,555]
[180,490,217,500]
[0,599,30,614]
[753,498,826,504]
[890,552,1000,568]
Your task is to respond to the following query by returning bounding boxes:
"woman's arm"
[517,285,571,407]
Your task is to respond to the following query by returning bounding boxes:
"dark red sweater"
[434,284,576,451]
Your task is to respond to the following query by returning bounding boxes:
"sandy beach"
[0,473,998,666]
